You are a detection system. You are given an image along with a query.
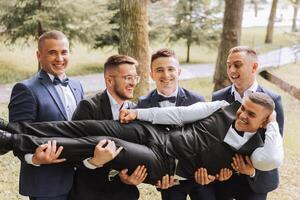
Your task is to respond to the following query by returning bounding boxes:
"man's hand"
[194,168,215,185]
[231,154,255,176]
[119,165,148,185]
[215,168,233,182]
[32,140,66,165]
[88,139,123,167]
[267,110,277,123]
[156,174,176,189]
[119,109,137,124]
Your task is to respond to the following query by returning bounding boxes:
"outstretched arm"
[120,101,229,126]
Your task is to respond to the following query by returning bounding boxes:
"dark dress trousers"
[8,102,267,185]
[8,70,83,198]
[138,88,215,200]
[212,85,284,199]
[68,90,139,200]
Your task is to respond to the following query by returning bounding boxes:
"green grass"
[0,26,295,84]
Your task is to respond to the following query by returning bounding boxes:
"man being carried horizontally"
[0,92,284,184]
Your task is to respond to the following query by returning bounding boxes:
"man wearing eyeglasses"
[68,55,143,200]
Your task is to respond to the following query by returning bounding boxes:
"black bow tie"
[157,94,176,103]
[53,77,69,87]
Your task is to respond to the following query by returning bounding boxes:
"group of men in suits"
[7,29,283,200]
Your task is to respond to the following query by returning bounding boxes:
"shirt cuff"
[249,169,256,178]
[83,158,102,169]
[25,154,40,167]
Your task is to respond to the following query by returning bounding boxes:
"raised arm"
[120,101,228,126]
[250,120,284,171]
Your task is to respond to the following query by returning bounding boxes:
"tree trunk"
[119,0,150,99]
[292,1,300,32]
[213,0,245,91]
[254,0,258,17]
[186,39,191,63]
[265,0,278,43]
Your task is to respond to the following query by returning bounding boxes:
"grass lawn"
[1,63,300,199]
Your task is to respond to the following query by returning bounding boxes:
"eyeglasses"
[110,75,141,83]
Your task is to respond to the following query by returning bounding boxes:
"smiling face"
[150,56,181,96]
[235,97,271,133]
[226,51,258,95]
[106,63,138,104]
[37,38,69,78]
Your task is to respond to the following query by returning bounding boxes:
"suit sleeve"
[8,83,38,161]
[9,83,38,123]
[274,95,284,136]
[72,99,95,121]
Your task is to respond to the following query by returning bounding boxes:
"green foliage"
[93,0,120,50]
[0,0,101,45]
[168,0,222,62]
[0,60,34,84]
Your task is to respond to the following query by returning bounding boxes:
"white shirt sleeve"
[137,100,229,126]
[24,154,40,166]
[251,121,284,171]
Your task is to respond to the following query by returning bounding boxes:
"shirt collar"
[230,80,258,102]
[157,86,179,98]
[47,72,67,82]
[106,90,129,110]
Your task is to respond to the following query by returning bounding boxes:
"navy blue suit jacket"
[212,85,284,194]
[8,70,83,197]
[137,87,205,108]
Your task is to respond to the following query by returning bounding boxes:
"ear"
[36,51,41,61]
[105,75,113,86]
[259,118,269,129]
[252,62,258,73]
[178,68,181,76]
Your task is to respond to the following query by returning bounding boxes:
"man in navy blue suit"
[138,48,220,200]
[212,46,284,200]
[8,30,84,200]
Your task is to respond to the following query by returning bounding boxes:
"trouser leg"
[12,134,166,184]
[7,120,162,144]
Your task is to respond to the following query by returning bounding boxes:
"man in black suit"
[68,55,144,200]
[137,48,217,200]
[8,30,84,200]
[212,46,284,200]
[0,93,283,187]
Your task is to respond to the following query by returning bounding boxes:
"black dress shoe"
[0,130,13,155]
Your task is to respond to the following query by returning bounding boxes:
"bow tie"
[157,94,176,103]
[53,77,69,87]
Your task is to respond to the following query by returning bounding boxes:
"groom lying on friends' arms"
[0,92,283,184]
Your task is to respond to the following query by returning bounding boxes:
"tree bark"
[265,0,278,43]
[119,0,150,98]
[186,39,191,63]
[37,0,43,71]
[213,0,245,91]
[291,0,300,32]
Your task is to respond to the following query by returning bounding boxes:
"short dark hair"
[38,30,68,51]
[229,46,257,60]
[151,48,177,63]
[104,55,138,74]
[247,92,275,112]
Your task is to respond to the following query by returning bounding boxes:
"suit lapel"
[176,87,187,106]
[100,90,113,120]
[38,70,68,120]
[150,90,162,107]
[68,80,82,104]
[225,86,235,103]
[238,130,265,154]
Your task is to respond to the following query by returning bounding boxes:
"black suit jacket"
[212,85,284,194]
[69,90,138,200]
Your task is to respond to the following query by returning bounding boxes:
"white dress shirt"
[231,80,258,103]
[136,101,284,171]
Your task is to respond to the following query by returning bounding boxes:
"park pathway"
[0,47,296,103]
